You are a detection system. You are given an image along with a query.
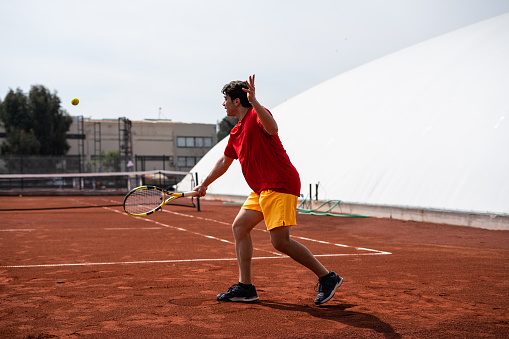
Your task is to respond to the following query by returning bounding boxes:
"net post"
[309,184,312,206]
[195,172,201,212]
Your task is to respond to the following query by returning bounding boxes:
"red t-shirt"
[224,108,301,197]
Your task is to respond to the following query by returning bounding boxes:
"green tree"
[3,128,41,155]
[217,116,238,142]
[0,85,72,155]
[0,88,38,155]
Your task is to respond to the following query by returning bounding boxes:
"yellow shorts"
[242,190,298,230]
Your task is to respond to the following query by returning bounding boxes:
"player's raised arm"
[243,74,278,135]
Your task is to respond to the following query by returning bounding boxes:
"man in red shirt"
[194,75,342,305]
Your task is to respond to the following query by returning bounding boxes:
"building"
[68,117,217,172]
[0,117,217,174]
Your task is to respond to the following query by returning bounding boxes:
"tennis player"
[194,74,342,305]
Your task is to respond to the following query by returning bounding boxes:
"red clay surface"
[0,195,508,338]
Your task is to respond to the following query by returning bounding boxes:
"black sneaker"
[217,283,259,302]
[314,271,343,305]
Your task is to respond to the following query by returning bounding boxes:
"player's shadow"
[259,301,401,338]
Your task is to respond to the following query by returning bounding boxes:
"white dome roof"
[189,13,509,215]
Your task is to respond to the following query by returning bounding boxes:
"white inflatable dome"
[187,13,509,215]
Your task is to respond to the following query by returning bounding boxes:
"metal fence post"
[195,172,201,212]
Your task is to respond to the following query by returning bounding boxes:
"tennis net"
[0,170,194,196]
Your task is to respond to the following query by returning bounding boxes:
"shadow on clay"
[258,301,401,338]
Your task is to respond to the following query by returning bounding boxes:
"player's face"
[223,95,237,117]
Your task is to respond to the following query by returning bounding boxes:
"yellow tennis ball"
[71,98,79,105]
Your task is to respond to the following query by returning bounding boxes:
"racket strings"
[124,188,165,215]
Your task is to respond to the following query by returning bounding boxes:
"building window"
[177,136,213,148]
[177,137,186,147]
[177,156,202,168]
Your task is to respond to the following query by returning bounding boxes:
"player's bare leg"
[270,226,343,305]
[269,226,329,277]
[232,208,264,284]
[216,208,263,302]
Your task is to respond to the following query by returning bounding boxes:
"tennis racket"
[123,185,198,217]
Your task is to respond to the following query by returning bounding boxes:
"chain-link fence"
[0,154,180,175]
[0,155,83,174]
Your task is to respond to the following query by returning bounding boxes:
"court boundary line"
[0,252,390,268]
[0,203,391,269]
[160,209,392,255]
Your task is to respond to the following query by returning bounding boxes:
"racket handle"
[183,191,199,197]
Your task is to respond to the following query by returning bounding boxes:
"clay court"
[0,195,508,338]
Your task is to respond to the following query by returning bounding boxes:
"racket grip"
[183,191,199,197]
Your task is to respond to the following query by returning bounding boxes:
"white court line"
[293,236,392,255]
[104,206,282,256]
[105,227,163,230]
[162,209,392,256]
[0,202,391,268]
[1,228,163,231]
[0,252,390,268]
[105,204,392,256]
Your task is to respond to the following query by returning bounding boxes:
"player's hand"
[243,74,256,104]
[193,185,207,197]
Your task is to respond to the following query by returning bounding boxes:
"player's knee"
[270,236,290,253]
[232,221,249,239]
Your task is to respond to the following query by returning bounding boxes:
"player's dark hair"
[222,81,251,108]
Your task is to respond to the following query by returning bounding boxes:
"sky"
[1,0,509,125]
